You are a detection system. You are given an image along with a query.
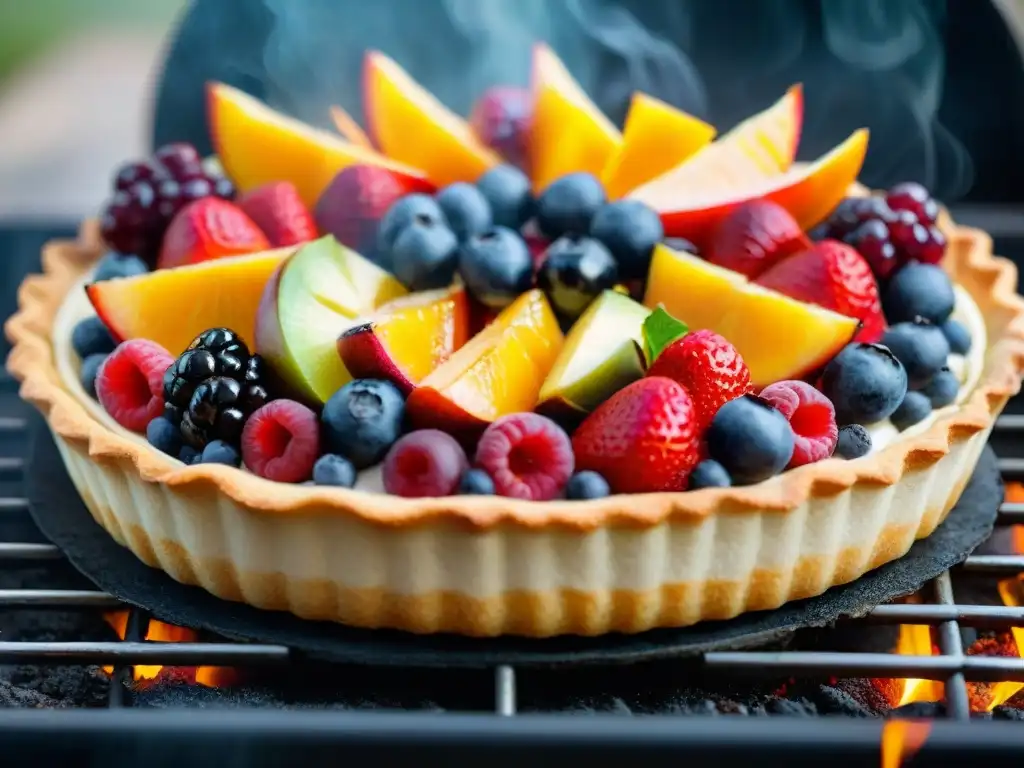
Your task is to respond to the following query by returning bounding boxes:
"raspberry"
[645,329,753,433]
[95,340,174,433]
[475,413,574,500]
[240,400,320,483]
[758,380,838,467]
[382,430,469,498]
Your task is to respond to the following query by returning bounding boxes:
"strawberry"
[755,239,887,343]
[572,377,701,494]
[706,199,811,278]
[314,165,436,264]
[646,328,753,434]
[237,182,318,247]
[158,198,270,269]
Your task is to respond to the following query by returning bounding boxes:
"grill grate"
[0,372,1023,722]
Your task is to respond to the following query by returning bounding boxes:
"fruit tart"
[8,45,1024,637]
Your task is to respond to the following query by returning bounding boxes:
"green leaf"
[642,306,689,365]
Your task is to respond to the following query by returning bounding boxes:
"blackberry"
[181,376,248,449]
[163,327,270,449]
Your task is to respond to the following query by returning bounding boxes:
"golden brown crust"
[6,218,1024,534]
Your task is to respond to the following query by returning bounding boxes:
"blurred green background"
[0,0,186,83]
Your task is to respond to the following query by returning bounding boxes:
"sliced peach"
[601,93,716,200]
[86,247,294,355]
[406,290,563,441]
[362,52,501,187]
[329,105,373,149]
[337,285,470,396]
[631,128,868,246]
[207,82,427,208]
[644,245,858,387]
[530,43,623,192]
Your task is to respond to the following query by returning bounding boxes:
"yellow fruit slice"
[601,93,716,200]
[643,245,858,387]
[530,43,623,192]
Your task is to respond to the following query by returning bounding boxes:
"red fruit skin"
[383,430,469,498]
[95,339,174,433]
[705,199,812,278]
[314,164,436,258]
[475,413,574,500]
[645,330,753,434]
[758,380,838,467]
[240,399,320,483]
[755,239,887,343]
[572,377,700,494]
[158,198,270,269]
[469,87,533,171]
[237,182,318,247]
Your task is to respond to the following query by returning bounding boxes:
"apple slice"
[207,82,427,208]
[530,43,623,192]
[254,236,406,405]
[643,245,858,387]
[630,129,869,245]
[362,52,501,187]
[329,105,373,149]
[86,247,294,355]
[337,285,470,396]
[406,289,563,442]
[601,93,716,200]
[537,291,650,421]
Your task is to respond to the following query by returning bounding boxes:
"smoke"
[258,0,973,200]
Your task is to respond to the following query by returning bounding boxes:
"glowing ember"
[102,612,239,687]
[880,720,930,768]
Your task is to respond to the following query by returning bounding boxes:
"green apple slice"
[538,290,649,414]
[254,236,406,404]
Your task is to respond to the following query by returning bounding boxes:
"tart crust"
[6,218,1024,637]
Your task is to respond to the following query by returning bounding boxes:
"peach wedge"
[208,82,427,208]
[644,244,858,387]
[337,285,470,396]
[406,289,563,442]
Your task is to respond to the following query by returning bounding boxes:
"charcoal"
[992,706,1024,721]
[889,702,946,718]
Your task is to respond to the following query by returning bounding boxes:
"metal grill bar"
[0,543,62,560]
[0,590,121,608]
[933,572,971,720]
[961,554,1024,573]
[865,602,1024,627]
[108,609,149,709]
[0,457,25,480]
[0,417,27,433]
[996,502,1024,525]
[494,666,516,716]
[702,651,1024,681]
[997,458,1024,478]
[0,641,292,665]
[0,497,29,512]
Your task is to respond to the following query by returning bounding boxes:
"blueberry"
[312,454,357,488]
[436,183,493,241]
[687,460,732,489]
[536,236,619,321]
[322,379,406,469]
[941,318,971,355]
[476,164,534,229]
[458,468,496,496]
[146,416,182,456]
[377,194,447,254]
[79,353,106,398]
[834,424,872,459]
[890,391,933,431]
[198,440,241,467]
[589,200,664,280]
[706,395,795,485]
[881,321,950,389]
[565,470,611,499]
[93,251,149,281]
[883,263,956,325]
[391,220,460,291]
[458,227,534,308]
[535,172,606,239]
[921,368,959,408]
[71,316,116,359]
[820,343,909,425]
[178,446,199,465]
[663,237,699,255]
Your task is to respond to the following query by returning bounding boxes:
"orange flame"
[889,594,942,707]
[103,612,239,687]
[880,720,931,768]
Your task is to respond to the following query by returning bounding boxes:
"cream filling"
[55,271,987,491]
